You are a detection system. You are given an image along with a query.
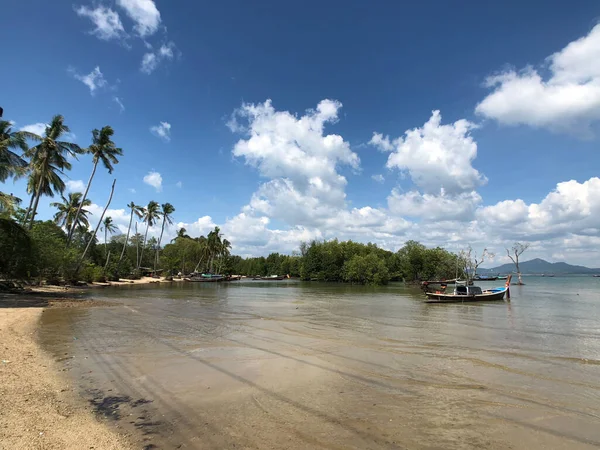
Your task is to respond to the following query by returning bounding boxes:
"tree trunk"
[139,223,150,271]
[135,223,139,269]
[104,250,111,269]
[28,175,45,229]
[104,227,108,262]
[77,179,116,273]
[68,160,97,243]
[154,218,166,273]
[23,191,35,226]
[119,208,134,264]
[516,261,523,284]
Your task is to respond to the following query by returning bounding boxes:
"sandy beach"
[0,307,130,449]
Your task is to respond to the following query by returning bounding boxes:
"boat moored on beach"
[425,276,512,303]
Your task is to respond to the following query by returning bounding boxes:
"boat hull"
[185,276,225,282]
[425,288,507,303]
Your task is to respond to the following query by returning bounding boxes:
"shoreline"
[0,307,131,449]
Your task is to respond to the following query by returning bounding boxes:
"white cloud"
[75,5,127,41]
[128,188,136,194]
[477,177,600,240]
[476,24,600,136]
[19,123,47,136]
[116,0,161,37]
[113,96,125,113]
[19,123,76,141]
[66,180,86,193]
[143,171,163,192]
[388,189,482,222]
[141,52,158,74]
[372,174,385,183]
[71,66,107,95]
[372,110,486,195]
[176,181,182,188]
[140,42,176,74]
[150,121,171,141]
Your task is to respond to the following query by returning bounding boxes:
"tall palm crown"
[119,202,145,265]
[23,115,82,227]
[138,201,160,269]
[67,126,122,242]
[154,203,176,271]
[103,216,118,236]
[89,126,123,174]
[0,120,31,182]
[50,192,91,230]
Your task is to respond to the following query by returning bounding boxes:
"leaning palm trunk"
[77,180,116,272]
[119,209,134,265]
[27,175,45,229]
[22,192,35,226]
[194,254,206,273]
[68,160,97,243]
[138,224,150,271]
[154,217,167,273]
[104,250,111,269]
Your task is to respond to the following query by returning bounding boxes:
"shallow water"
[40,277,600,449]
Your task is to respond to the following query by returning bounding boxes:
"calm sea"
[40,277,600,449]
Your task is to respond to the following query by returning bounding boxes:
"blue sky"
[2,0,600,265]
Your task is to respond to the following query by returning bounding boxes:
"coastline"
[0,307,131,449]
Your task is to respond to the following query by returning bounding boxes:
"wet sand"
[39,280,600,449]
[0,308,129,449]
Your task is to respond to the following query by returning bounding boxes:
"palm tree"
[207,226,222,273]
[171,227,190,243]
[0,120,32,182]
[0,192,21,216]
[23,116,82,228]
[68,126,122,243]
[193,235,209,273]
[216,238,232,274]
[119,202,144,265]
[50,192,91,230]
[154,203,175,272]
[102,216,118,268]
[138,201,160,270]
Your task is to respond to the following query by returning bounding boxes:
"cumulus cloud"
[231,99,359,222]
[66,180,86,193]
[388,189,482,222]
[176,181,182,188]
[116,0,161,37]
[70,66,107,95]
[477,177,600,240]
[371,110,486,195]
[143,171,163,192]
[476,24,600,136]
[372,174,385,183]
[75,5,127,41]
[150,121,171,141]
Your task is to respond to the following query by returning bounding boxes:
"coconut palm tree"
[119,202,144,265]
[0,120,32,182]
[154,203,175,272]
[68,126,122,243]
[193,235,209,273]
[102,216,118,267]
[50,192,91,231]
[171,227,190,243]
[207,226,222,273]
[23,116,82,228]
[138,201,160,270]
[216,238,232,274]
[0,192,21,216]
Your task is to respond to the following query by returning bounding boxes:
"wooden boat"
[185,273,225,282]
[425,276,511,303]
[253,275,286,281]
[474,275,498,281]
[226,275,241,281]
[497,275,508,280]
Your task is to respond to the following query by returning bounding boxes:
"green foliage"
[343,253,390,285]
[29,221,78,283]
[80,264,106,283]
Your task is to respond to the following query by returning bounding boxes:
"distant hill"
[482,258,600,275]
